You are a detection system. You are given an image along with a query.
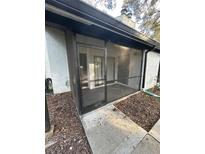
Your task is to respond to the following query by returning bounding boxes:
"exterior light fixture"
[45,78,53,94]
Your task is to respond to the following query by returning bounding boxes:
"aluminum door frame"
[76,42,107,113]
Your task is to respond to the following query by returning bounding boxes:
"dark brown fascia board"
[45,0,160,52]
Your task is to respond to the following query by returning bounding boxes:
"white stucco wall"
[145,51,160,89]
[45,43,51,79]
[45,26,70,94]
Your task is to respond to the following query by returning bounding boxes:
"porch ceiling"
[45,0,160,53]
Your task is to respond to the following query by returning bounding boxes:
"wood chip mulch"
[114,91,160,132]
[46,92,92,154]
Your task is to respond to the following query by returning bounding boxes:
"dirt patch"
[114,92,160,132]
[46,92,92,154]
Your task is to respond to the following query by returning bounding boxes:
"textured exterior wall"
[45,26,70,94]
[145,51,160,89]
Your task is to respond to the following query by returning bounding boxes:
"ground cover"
[46,92,92,154]
[114,91,160,131]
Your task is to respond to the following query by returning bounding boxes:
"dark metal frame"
[157,63,160,82]
[104,42,108,102]
[77,42,145,114]
[63,23,84,114]
[139,50,144,90]
[142,50,148,89]
[77,43,107,113]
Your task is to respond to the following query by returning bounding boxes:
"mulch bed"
[46,92,92,154]
[114,91,160,132]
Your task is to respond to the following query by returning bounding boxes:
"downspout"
[141,46,156,90]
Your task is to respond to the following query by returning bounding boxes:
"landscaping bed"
[46,92,92,154]
[114,91,160,132]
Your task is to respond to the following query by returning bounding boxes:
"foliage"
[123,0,160,41]
[83,0,117,10]
[82,0,160,42]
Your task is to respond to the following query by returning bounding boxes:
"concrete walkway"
[131,134,160,154]
[81,104,160,154]
[149,119,160,142]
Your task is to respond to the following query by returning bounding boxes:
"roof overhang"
[45,0,160,53]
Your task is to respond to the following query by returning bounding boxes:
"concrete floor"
[82,83,137,108]
[149,120,160,142]
[81,104,160,154]
[131,134,160,154]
